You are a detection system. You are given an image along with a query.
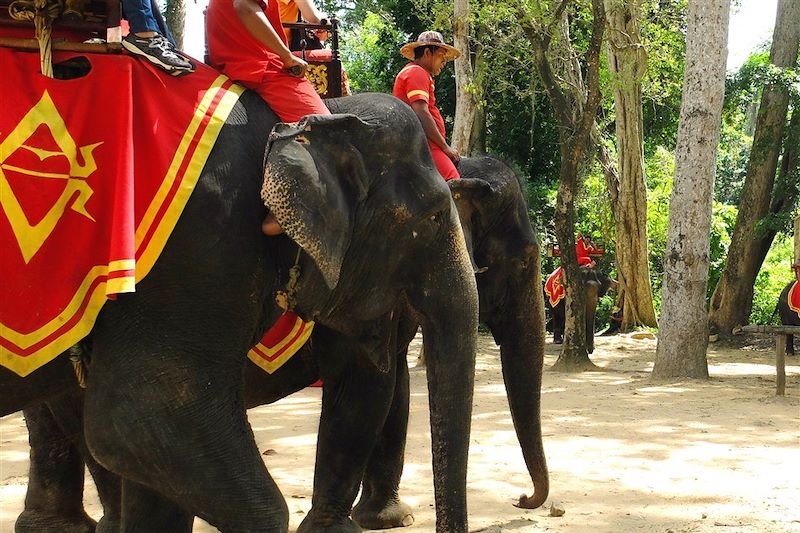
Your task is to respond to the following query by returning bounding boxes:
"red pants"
[244,66,330,123]
[429,142,460,181]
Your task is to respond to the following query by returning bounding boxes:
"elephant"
[546,266,614,353]
[1,91,479,533]
[349,153,551,525]
[777,280,799,356]
[9,104,549,532]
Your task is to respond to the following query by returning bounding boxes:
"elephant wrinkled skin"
[1,92,478,533]
[9,151,550,532]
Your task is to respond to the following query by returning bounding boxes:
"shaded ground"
[1,332,799,532]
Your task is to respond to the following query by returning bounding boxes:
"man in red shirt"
[206,0,329,124]
[206,0,331,235]
[393,31,461,181]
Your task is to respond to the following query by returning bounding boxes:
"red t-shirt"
[393,63,446,137]
[576,237,596,266]
[207,0,287,84]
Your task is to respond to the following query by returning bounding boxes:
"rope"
[275,248,303,311]
[68,343,88,388]
[9,0,63,77]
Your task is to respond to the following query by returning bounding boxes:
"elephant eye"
[294,135,310,145]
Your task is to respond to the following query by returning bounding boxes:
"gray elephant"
[1,92,478,532]
[350,154,551,528]
[11,154,550,531]
[777,280,799,355]
[546,266,614,353]
[10,104,551,532]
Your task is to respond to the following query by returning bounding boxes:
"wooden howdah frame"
[0,0,122,52]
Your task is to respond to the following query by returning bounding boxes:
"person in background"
[278,0,328,48]
[393,31,461,181]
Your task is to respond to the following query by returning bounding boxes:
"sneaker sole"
[122,40,193,72]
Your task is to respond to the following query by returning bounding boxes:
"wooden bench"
[735,325,800,396]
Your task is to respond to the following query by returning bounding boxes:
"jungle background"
[311,0,797,333]
[176,0,799,348]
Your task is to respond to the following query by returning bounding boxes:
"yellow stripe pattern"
[247,320,315,374]
[406,89,429,101]
[1,77,244,377]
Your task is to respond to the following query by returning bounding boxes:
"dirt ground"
[2,331,799,532]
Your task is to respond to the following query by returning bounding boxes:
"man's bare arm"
[410,101,459,162]
[295,0,324,23]
[232,0,307,75]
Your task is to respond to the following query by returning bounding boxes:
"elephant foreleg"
[45,389,122,532]
[552,303,565,344]
[298,337,398,533]
[352,345,414,529]
[16,402,96,533]
[84,341,289,532]
[116,480,193,533]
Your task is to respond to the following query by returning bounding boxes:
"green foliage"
[339,12,406,93]
[639,0,687,153]
[750,236,795,325]
[708,202,738,299]
[330,0,794,331]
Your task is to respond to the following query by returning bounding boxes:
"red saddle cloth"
[0,48,244,376]
[789,281,800,320]
[544,267,565,307]
[248,311,314,374]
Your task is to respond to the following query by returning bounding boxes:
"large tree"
[708,0,800,336]
[601,0,658,330]
[165,0,186,49]
[653,0,729,379]
[515,0,606,371]
[452,0,480,154]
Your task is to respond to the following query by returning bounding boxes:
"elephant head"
[263,94,478,531]
[449,156,549,509]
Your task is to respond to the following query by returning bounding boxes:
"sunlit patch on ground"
[1,331,798,532]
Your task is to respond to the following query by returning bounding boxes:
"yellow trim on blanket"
[247,320,315,375]
[135,80,245,281]
[789,282,800,316]
[1,78,245,377]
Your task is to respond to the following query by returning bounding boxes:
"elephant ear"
[449,178,496,274]
[263,114,374,289]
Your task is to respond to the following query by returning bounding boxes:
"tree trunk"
[748,108,800,277]
[795,214,800,270]
[603,0,657,330]
[165,0,186,50]
[653,0,729,380]
[517,0,606,371]
[707,0,800,336]
[452,0,479,155]
[469,104,486,154]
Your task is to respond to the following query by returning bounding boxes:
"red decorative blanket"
[544,267,565,307]
[0,48,244,376]
[248,311,314,374]
[789,281,800,320]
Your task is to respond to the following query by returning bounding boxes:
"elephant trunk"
[414,222,478,533]
[497,269,550,509]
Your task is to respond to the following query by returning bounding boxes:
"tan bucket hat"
[400,31,461,61]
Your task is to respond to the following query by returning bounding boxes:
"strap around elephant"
[275,248,303,311]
